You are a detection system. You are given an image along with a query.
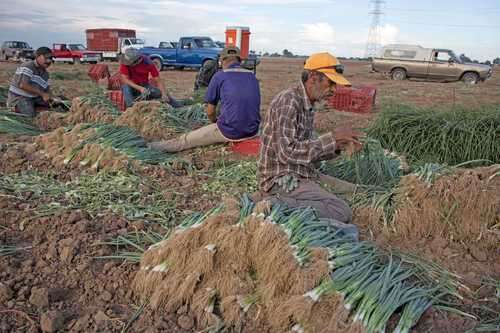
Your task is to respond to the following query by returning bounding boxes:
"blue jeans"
[122,83,183,108]
[7,94,49,117]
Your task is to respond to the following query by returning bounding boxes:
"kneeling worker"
[149,46,261,152]
[258,52,363,238]
[7,47,54,116]
[119,48,181,108]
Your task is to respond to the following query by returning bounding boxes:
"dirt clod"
[40,310,65,332]
[0,283,13,302]
[177,314,195,330]
[29,287,49,308]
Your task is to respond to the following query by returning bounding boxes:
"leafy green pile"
[0,171,177,223]
[0,111,44,136]
[201,160,257,195]
[368,103,500,165]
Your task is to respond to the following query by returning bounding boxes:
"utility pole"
[365,0,385,58]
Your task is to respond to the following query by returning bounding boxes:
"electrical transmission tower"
[365,0,385,58]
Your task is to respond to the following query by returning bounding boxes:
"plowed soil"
[1,59,499,332]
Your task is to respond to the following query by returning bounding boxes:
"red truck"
[86,28,144,61]
[52,43,102,64]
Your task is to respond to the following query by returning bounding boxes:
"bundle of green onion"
[64,123,173,165]
[0,86,8,106]
[0,111,44,136]
[0,171,178,223]
[320,139,403,188]
[159,103,208,132]
[368,103,500,165]
[106,196,466,333]
[79,88,121,116]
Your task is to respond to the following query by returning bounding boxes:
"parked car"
[52,43,102,64]
[86,28,145,61]
[140,36,222,71]
[372,44,492,84]
[1,41,35,61]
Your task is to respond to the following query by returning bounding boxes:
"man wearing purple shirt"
[149,46,260,152]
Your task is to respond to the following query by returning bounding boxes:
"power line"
[388,20,500,29]
[385,7,500,13]
[365,0,385,58]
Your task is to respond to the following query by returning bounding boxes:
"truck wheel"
[152,58,162,72]
[462,72,479,85]
[391,68,407,81]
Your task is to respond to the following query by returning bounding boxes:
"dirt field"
[0,58,499,333]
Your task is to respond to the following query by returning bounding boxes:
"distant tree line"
[256,50,500,65]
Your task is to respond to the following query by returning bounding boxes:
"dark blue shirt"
[205,63,261,140]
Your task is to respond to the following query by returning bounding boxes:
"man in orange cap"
[257,52,362,238]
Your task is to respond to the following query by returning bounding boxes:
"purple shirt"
[205,63,261,140]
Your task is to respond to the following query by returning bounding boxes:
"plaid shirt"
[257,81,337,192]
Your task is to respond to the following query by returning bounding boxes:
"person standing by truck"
[119,48,181,108]
[6,47,54,116]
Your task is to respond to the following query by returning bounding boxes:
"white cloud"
[379,24,399,45]
[299,22,335,44]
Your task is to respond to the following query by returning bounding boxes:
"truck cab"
[52,43,102,64]
[119,38,145,53]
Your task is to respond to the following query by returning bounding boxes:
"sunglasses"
[43,55,54,64]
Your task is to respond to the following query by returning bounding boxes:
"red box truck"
[86,28,144,61]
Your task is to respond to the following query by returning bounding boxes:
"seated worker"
[119,48,182,108]
[149,46,261,153]
[7,47,54,117]
[257,52,363,238]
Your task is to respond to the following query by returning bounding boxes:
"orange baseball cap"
[304,52,351,86]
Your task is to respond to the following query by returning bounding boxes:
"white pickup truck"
[372,44,492,84]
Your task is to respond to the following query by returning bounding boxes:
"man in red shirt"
[119,48,181,108]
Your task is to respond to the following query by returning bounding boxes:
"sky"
[0,0,499,61]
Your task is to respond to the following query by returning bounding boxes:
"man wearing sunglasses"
[257,52,363,239]
[7,47,54,117]
[119,48,181,108]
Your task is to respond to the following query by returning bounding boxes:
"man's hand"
[41,92,51,103]
[161,94,171,104]
[206,104,217,123]
[333,128,364,153]
[207,112,217,123]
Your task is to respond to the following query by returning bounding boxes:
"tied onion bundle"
[64,123,173,165]
[159,103,209,133]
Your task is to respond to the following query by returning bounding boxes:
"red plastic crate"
[230,137,261,156]
[327,85,377,113]
[107,73,122,90]
[88,64,110,82]
[107,91,126,112]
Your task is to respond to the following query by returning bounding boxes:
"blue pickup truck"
[140,37,222,71]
